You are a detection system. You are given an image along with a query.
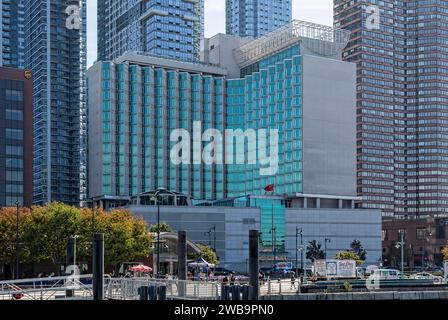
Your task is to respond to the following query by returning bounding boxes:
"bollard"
[138,286,148,300]
[241,285,250,300]
[221,285,230,300]
[92,233,104,300]
[177,231,187,297]
[148,285,157,300]
[158,285,167,300]
[278,279,282,295]
[248,230,259,300]
[66,236,76,298]
[231,285,239,301]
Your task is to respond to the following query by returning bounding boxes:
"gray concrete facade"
[127,204,382,271]
[302,55,357,197]
[128,205,261,272]
[285,208,382,266]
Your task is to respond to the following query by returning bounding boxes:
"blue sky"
[87,0,333,67]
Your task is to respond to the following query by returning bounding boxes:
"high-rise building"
[88,53,228,202]
[0,0,25,68]
[0,67,33,207]
[88,21,355,207]
[335,0,448,217]
[226,0,292,38]
[23,0,87,205]
[98,0,204,62]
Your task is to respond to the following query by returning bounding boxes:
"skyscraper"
[23,0,87,205]
[0,0,25,68]
[226,0,292,38]
[98,0,204,62]
[334,0,448,217]
[0,67,33,207]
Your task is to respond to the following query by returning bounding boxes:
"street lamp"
[295,227,303,277]
[395,230,405,274]
[422,230,433,270]
[204,225,217,252]
[15,201,19,280]
[150,189,164,276]
[324,238,331,259]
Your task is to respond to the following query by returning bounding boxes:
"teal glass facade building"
[89,55,227,201]
[226,45,303,198]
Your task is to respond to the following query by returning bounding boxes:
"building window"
[416,228,426,241]
[5,89,23,102]
[6,146,23,156]
[6,109,24,121]
[6,128,23,140]
[6,171,23,182]
[397,229,406,241]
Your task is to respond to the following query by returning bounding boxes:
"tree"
[306,240,325,262]
[149,221,172,233]
[23,202,85,274]
[92,209,153,272]
[442,246,448,260]
[334,251,363,266]
[190,244,219,266]
[350,239,367,261]
[0,207,32,276]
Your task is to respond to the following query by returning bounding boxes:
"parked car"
[410,272,444,284]
[213,267,235,276]
[369,269,405,281]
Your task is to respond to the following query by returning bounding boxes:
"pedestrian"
[290,275,296,289]
[230,273,236,285]
[222,276,229,285]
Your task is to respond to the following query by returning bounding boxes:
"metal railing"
[0,275,94,300]
[105,277,221,300]
[260,278,448,296]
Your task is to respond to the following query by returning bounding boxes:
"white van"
[370,269,404,280]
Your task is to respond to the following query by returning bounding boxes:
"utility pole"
[325,238,331,259]
[272,203,276,268]
[295,228,302,277]
[15,201,19,280]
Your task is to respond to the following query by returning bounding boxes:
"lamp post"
[395,230,405,274]
[271,203,276,268]
[204,225,217,252]
[91,202,96,234]
[324,238,331,259]
[150,189,163,276]
[15,201,19,280]
[295,227,302,277]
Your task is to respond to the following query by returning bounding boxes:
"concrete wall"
[201,33,251,79]
[129,205,261,272]
[285,208,382,265]
[87,62,105,199]
[302,55,357,197]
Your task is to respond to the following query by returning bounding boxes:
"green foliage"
[191,244,219,266]
[0,207,32,266]
[149,221,172,233]
[344,281,353,292]
[442,246,448,260]
[350,239,367,261]
[334,251,363,266]
[2,203,152,274]
[306,240,325,262]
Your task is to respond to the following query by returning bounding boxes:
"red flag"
[264,184,275,192]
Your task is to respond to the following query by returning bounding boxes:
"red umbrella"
[128,264,153,273]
